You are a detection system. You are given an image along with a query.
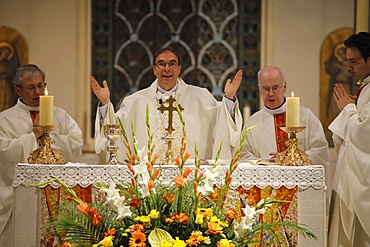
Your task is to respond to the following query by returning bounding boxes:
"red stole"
[30,110,39,124]
[356,85,365,105]
[273,112,288,152]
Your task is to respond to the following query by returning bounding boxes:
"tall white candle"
[286,91,300,127]
[39,87,54,126]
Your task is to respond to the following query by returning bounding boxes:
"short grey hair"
[13,64,46,87]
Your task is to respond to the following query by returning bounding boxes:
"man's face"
[152,50,181,91]
[258,74,286,109]
[346,47,370,81]
[14,71,45,107]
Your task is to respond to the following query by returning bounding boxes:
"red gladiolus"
[87,207,98,217]
[131,178,135,186]
[91,214,102,226]
[77,203,90,214]
[131,154,136,164]
[227,177,232,185]
[232,163,238,171]
[127,163,135,174]
[130,198,141,208]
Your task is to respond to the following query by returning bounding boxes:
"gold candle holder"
[103,124,123,165]
[276,126,311,166]
[28,125,65,165]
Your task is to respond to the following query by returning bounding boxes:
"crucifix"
[158,95,184,165]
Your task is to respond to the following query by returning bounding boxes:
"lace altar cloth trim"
[13,163,325,190]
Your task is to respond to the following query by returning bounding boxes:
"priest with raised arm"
[90,47,243,164]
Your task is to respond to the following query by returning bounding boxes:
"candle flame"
[291,91,294,97]
[45,87,48,96]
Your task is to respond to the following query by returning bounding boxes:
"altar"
[12,162,326,247]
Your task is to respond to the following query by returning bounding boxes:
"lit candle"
[286,91,300,127]
[39,87,54,126]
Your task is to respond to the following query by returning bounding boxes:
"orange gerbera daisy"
[206,221,223,235]
[129,231,146,247]
[104,228,116,239]
[130,224,144,235]
[186,231,204,246]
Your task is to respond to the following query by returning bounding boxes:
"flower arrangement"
[38,105,316,247]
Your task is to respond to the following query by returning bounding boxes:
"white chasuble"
[94,78,243,164]
[328,79,370,246]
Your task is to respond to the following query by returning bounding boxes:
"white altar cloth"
[12,163,326,247]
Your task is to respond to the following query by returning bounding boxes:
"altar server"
[328,32,370,246]
[0,64,83,244]
[91,47,243,163]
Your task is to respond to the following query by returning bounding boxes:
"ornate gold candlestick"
[104,124,123,165]
[276,126,311,166]
[28,125,65,165]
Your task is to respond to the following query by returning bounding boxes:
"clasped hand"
[332,83,356,111]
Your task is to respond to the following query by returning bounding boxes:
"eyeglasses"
[18,82,47,91]
[345,57,363,66]
[154,62,179,69]
[259,83,284,94]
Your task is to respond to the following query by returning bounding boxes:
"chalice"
[103,124,123,165]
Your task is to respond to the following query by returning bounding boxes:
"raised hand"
[90,76,110,105]
[224,69,243,100]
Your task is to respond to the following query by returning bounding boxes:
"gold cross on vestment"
[157,95,184,135]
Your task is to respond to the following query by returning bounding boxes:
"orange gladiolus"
[147,162,152,170]
[232,163,238,171]
[162,193,175,204]
[77,203,90,214]
[175,156,181,167]
[193,181,198,190]
[152,154,159,164]
[148,179,154,191]
[184,167,192,177]
[174,174,187,187]
[183,151,191,162]
[153,168,160,179]
[60,241,72,247]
